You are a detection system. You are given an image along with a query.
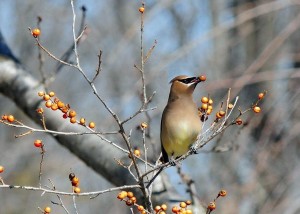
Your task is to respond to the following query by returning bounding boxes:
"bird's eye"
[179,77,195,84]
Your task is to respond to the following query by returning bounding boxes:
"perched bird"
[161,75,203,163]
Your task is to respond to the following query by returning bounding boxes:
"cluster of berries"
[170,200,193,214]
[69,173,81,193]
[37,91,96,129]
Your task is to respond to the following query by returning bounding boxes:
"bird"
[160,75,203,163]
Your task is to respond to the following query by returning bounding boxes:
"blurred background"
[0,0,300,213]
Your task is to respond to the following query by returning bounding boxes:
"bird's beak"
[191,77,201,84]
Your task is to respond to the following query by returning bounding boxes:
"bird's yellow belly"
[163,121,199,158]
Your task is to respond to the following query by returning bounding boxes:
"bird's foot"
[190,145,198,154]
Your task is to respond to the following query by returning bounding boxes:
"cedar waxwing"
[161,75,202,163]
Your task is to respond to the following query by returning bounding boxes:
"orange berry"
[208,99,213,105]
[134,149,141,157]
[131,196,137,203]
[61,106,69,113]
[219,110,225,117]
[186,200,192,205]
[219,189,227,197]
[140,122,148,129]
[216,112,222,119]
[32,28,41,37]
[201,103,208,110]
[0,165,4,173]
[7,115,15,123]
[154,205,161,212]
[68,110,76,118]
[43,94,50,101]
[253,106,261,113]
[186,209,193,214]
[44,206,51,213]
[89,122,95,129]
[49,91,55,97]
[38,91,45,97]
[71,177,80,187]
[34,139,43,148]
[258,92,264,100]
[138,205,144,211]
[201,96,209,103]
[57,101,65,108]
[79,117,85,125]
[51,103,58,111]
[206,108,212,115]
[74,187,81,193]
[180,202,187,208]
[161,204,167,211]
[127,191,134,198]
[70,117,77,124]
[236,118,243,125]
[228,103,234,109]
[117,191,127,200]
[139,7,145,13]
[2,114,8,120]
[199,75,206,81]
[160,212,166,214]
[207,202,216,211]
[45,100,52,108]
[172,206,179,213]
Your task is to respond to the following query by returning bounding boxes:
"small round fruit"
[36,108,44,114]
[44,206,51,213]
[131,196,137,203]
[74,187,81,193]
[140,122,148,129]
[134,149,141,157]
[49,91,55,97]
[207,202,216,210]
[161,204,167,211]
[236,118,243,125]
[199,75,206,81]
[127,191,134,198]
[70,117,77,124]
[258,92,264,100]
[186,200,192,205]
[201,103,208,110]
[186,209,193,214]
[45,100,52,108]
[219,189,227,197]
[172,206,179,213]
[0,166,4,173]
[154,205,161,212]
[206,108,212,115]
[228,103,234,109]
[1,115,8,120]
[160,212,166,214]
[126,199,133,206]
[43,94,50,101]
[139,7,145,13]
[51,103,58,111]
[219,110,225,117]
[201,96,209,104]
[89,122,95,129]
[57,101,65,108]
[34,139,43,148]
[7,115,15,123]
[68,110,76,118]
[32,28,41,37]
[61,106,69,113]
[138,205,144,211]
[253,106,261,113]
[117,191,127,200]
[208,99,213,105]
[71,177,80,187]
[38,91,45,97]
[180,202,187,208]
[216,112,222,119]
[79,118,85,125]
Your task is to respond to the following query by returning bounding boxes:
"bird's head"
[169,75,203,96]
